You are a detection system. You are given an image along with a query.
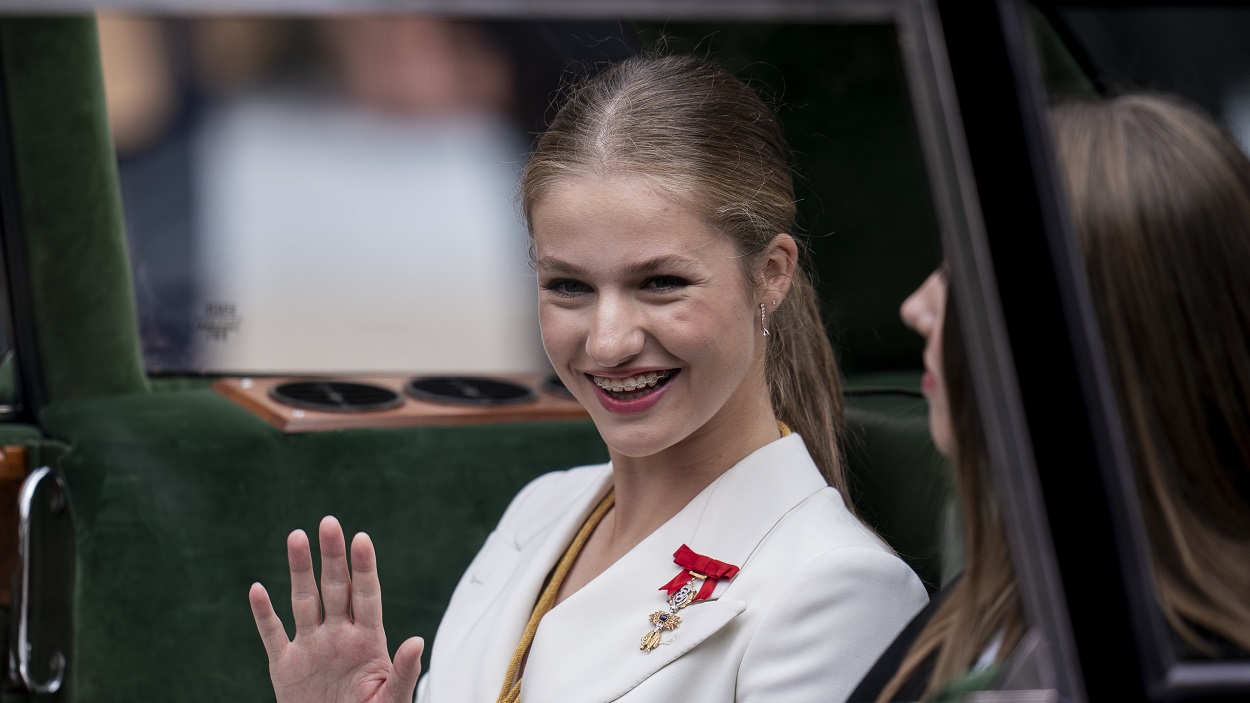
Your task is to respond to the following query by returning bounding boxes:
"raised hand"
[249,516,424,703]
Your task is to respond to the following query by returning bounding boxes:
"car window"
[932,3,1250,701]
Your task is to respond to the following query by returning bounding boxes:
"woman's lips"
[921,371,936,393]
[588,369,679,415]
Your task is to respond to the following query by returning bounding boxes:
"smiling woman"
[250,53,928,703]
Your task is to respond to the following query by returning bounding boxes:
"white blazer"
[417,434,928,702]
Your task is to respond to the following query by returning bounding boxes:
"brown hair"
[883,93,1250,700]
[877,297,1025,702]
[1051,94,1250,656]
[520,53,847,491]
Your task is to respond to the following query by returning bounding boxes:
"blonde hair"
[521,54,847,491]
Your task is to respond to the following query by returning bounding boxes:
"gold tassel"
[640,629,663,652]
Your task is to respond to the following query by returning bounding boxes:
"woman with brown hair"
[248,53,927,703]
[852,93,1250,701]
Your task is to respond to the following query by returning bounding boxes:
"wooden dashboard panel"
[213,374,590,433]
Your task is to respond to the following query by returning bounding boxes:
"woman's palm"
[250,517,424,703]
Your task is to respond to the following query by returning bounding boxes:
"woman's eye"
[542,279,589,298]
[643,276,688,293]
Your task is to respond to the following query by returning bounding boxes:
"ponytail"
[767,267,847,496]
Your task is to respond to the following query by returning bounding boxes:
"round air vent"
[541,374,576,400]
[405,376,537,407]
[269,381,403,413]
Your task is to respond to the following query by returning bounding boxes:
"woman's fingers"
[387,636,425,703]
[318,516,353,625]
[287,529,324,635]
[265,521,419,701]
[349,531,384,630]
[248,582,290,663]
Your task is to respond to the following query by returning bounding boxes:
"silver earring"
[760,303,770,337]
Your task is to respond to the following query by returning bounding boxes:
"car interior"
[3,12,963,701]
[2,2,1248,702]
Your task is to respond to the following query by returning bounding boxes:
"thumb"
[388,636,425,703]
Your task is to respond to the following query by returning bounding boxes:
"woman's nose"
[586,297,645,367]
[900,278,937,335]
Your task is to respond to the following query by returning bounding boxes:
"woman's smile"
[589,369,679,413]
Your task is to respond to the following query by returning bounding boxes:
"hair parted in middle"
[520,53,848,494]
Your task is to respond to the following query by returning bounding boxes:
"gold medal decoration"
[639,577,700,652]
[639,545,740,652]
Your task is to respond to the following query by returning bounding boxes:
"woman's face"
[531,175,775,461]
[900,268,954,456]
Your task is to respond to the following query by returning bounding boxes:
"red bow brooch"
[640,545,740,652]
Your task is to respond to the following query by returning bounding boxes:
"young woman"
[248,53,928,703]
[853,93,1250,702]
[849,268,1023,703]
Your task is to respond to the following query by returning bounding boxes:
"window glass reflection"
[1047,93,1250,662]
[1048,7,1250,663]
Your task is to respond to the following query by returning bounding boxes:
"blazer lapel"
[428,466,614,703]
[521,434,827,702]
[683,433,828,586]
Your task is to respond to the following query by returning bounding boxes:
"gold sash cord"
[496,488,616,703]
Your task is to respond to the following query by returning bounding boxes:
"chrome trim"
[14,466,66,695]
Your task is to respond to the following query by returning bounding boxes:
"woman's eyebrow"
[535,256,587,275]
[622,254,702,277]
[536,254,703,277]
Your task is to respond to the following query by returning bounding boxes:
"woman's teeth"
[593,370,673,395]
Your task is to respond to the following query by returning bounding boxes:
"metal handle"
[14,465,66,695]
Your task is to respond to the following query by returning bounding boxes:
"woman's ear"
[759,233,799,303]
